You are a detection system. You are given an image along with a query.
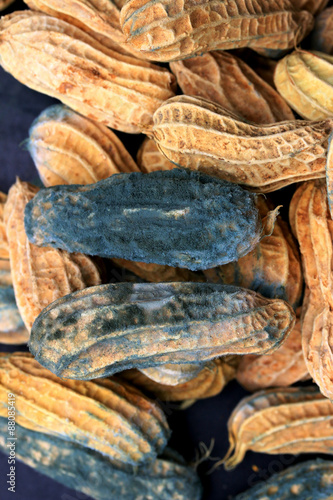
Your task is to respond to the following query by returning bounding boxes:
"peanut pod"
[29,282,295,380]
[234,459,333,500]
[170,51,294,124]
[24,169,267,271]
[152,95,333,192]
[120,0,313,62]
[0,352,170,468]
[28,104,140,187]
[311,7,333,55]
[0,11,176,133]
[4,179,101,332]
[223,386,333,470]
[0,417,202,500]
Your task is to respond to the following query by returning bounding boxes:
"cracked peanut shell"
[24,169,267,271]
[223,386,333,470]
[120,0,313,62]
[0,11,176,133]
[152,95,333,192]
[29,282,295,380]
[4,179,101,332]
[170,51,294,124]
[0,352,170,468]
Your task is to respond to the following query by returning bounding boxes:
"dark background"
[0,1,330,499]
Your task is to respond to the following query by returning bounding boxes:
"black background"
[0,1,331,499]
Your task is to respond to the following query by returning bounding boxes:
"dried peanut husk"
[24,0,144,58]
[238,50,278,88]
[234,459,333,500]
[204,197,303,309]
[223,386,333,470]
[274,50,333,120]
[290,180,333,399]
[29,282,295,380]
[0,352,170,468]
[0,11,176,134]
[3,179,101,332]
[120,0,313,62]
[311,7,333,55]
[137,137,175,173]
[170,52,294,124]
[236,317,310,391]
[152,95,332,192]
[292,0,329,15]
[28,104,139,187]
[122,358,235,401]
[0,418,202,500]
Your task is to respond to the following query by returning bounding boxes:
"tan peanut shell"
[137,138,175,173]
[152,95,333,192]
[311,7,333,55]
[223,386,333,470]
[120,0,314,62]
[122,358,236,401]
[29,283,295,380]
[290,180,333,400]
[3,179,101,332]
[28,104,139,187]
[292,0,329,15]
[274,50,333,120]
[24,0,144,58]
[236,317,310,391]
[0,11,176,134]
[0,352,170,468]
[204,197,303,309]
[170,52,294,124]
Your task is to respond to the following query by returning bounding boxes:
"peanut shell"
[29,282,295,380]
[0,352,170,468]
[120,0,313,62]
[311,7,333,55]
[28,104,139,187]
[170,51,294,124]
[0,11,176,133]
[4,179,101,332]
[24,169,266,271]
[223,386,333,470]
[152,95,333,192]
